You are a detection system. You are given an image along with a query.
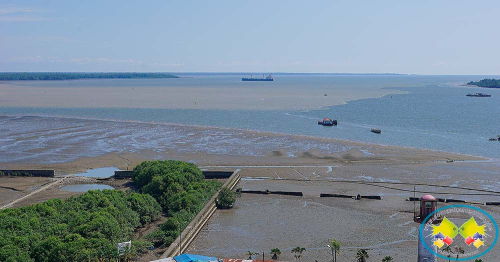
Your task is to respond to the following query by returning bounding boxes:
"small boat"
[489,138,498,141]
[466,93,491,97]
[318,118,337,126]
[371,128,381,134]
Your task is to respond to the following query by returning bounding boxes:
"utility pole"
[414,185,416,220]
[328,245,334,262]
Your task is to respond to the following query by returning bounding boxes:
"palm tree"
[382,256,393,262]
[455,246,464,260]
[291,246,306,262]
[271,248,281,260]
[442,245,453,262]
[356,249,369,262]
[328,239,341,262]
[247,251,259,260]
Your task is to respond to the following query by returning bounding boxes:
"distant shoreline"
[467,78,500,89]
[0,72,179,81]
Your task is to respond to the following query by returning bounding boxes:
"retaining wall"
[0,170,54,177]
[320,193,382,200]
[240,190,303,196]
[320,193,352,198]
[113,170,234,179]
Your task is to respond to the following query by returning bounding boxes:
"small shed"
[420,194,437,219]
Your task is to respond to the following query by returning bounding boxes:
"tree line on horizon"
[0,72,179,81]
[467,78,500,88]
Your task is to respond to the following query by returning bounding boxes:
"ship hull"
[242,78,273,81]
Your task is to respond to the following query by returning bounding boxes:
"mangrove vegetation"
[0,190,162,262]
[133,160,222,247]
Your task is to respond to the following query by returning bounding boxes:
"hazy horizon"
[2,1,500,74]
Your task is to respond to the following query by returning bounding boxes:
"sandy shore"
[0,77,405,110]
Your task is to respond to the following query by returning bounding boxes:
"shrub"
[216,188,236,209]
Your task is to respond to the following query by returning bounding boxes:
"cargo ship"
[466,92,491,97]
[242,74,273,81]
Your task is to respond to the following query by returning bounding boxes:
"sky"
[0,0,499,74]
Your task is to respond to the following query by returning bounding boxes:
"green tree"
[216,188,236,209]
[356,249,369,262]
[474,259,483,262]
[0,189,161,262]
[291,247,306,262]
[382,256,393,262]
[329,239,341,262]
[271,248,281,260]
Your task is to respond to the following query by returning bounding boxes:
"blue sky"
[1,0,499,74]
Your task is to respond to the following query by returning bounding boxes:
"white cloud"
[0,6,46,15]
[0,4,51,22]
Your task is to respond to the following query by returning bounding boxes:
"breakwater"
[320,193,382,200]
[240,190,303,196]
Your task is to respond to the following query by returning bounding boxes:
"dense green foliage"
[0,190,161,262]
[467,78,500,88]
[216,188,236,209]
[133,160,221,247]
[0,72,178,81]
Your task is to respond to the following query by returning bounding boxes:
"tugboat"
[318,118,337,126]
[371,128,381,134]
[466,93,491,97]
[242,74,273,81]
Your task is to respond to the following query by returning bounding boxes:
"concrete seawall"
[241,190,303,196]
[0,170,54,177]
[113,170,234,179]
[160,169,241,259]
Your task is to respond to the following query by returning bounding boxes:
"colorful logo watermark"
[419,205,498,261]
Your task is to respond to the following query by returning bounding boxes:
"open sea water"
[1,74,499,159]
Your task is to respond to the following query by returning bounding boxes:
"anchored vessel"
[242,74,273,81]
[371,128,382,134]
[318,118,337,126]
[466,92,491,97]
